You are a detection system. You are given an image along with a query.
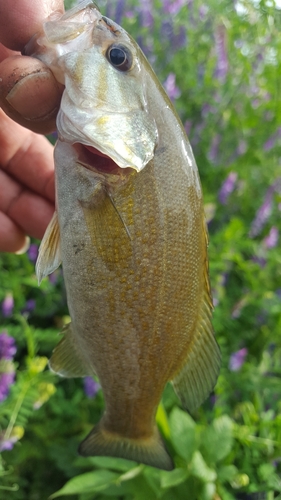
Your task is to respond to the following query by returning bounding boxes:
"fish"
[28,0,221,471]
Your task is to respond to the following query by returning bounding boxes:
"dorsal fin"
[49,322,94,378]
[171,218,221,412]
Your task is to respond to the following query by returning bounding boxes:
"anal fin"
[36,211,61,284]
[49,322,93,378]
[172,291,221,413]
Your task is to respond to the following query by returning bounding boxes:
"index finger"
[0,0,64,51]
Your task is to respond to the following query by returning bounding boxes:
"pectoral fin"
[36,211,61,284]
[49,322,93,378]
[172,293,221,413]
[81,191,133,271]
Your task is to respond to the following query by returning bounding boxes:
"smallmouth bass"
[29,0,221,471]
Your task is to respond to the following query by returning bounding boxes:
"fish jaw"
[25,1,158,173]
[72,142,136,194]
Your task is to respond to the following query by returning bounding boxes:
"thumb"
[0,54,63,134]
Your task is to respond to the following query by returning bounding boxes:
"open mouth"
[73,143,133,177]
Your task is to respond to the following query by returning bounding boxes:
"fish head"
[26,0,158,176]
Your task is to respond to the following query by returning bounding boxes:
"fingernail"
[15,236,30,255]
[6,71,60,120]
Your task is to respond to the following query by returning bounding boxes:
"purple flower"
[214,25,228,82]
[0,371,15,402]
[231,296,248,318]
[252,255,267,268]
[172,25,187,50]
[229,348,248,371]
[237,140,247,156]
[0,427,24,452]
[0,332,17,360]
[139,0,154,28]
[161,21,187,50]
[124,10,135,19]
[163,73,181,101]
[272,457,281,468]
[0,436,18,453]
[201,102,216,117]
[22,299,36,315]
[184,120,192,136]
[2,294,14,317]
[263,226,279,249]
[263,127,281,151]
[0,437,15,452]
[136,36,154,60]
[208,134,221,163]
[0,333,16,402]
[199,5,209,20]
[83,377,100,398]
[114,0,126,24]
[218,172,237,204]
[49,272,58,285]
[27,243,38,263]
[162,0,188,15]
[249,192,273,238]
[161,20,173,40]
[210,394,217,407]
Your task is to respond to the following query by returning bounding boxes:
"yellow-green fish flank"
[32,0,221,471]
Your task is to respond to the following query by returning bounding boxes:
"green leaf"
[125,475,161,500]
[201,415,233,463]
[160,467,189,488]
[190,452,217,483]
[117,465,144,483]
[49,470,120,498]
[217,465,238,483]
[169,407,197,462]
[267,473,281,492]
[223,218,245,241]
[156,402,170,439]
[199,482,216,500]
[258,463,275,481]
[143,467,162,498]
[84,456,136,471]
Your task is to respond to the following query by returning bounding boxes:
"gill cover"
[27,0,158,172]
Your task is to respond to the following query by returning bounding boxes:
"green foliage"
[1,0,281,499]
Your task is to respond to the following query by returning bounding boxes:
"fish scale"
[32,0,221,471]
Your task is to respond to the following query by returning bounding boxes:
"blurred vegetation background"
[1,0,281,499]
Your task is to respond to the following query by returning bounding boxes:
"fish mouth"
[73,143,134,178]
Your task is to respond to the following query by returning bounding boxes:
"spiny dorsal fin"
[36,211,61,284]
[49,322,94,378]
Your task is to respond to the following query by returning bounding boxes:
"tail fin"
[78,421,174,471]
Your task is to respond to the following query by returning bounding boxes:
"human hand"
[0,0,64,253]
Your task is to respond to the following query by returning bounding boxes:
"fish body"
[32,1,220,470]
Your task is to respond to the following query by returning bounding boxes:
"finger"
[0,43,19,62]
[0,0,64,51]
[0,212,27,253]
[0,169,55,241]
[0,110,55,202]
[0,55,63,134]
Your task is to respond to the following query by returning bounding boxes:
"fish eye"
[106,45,132,71]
